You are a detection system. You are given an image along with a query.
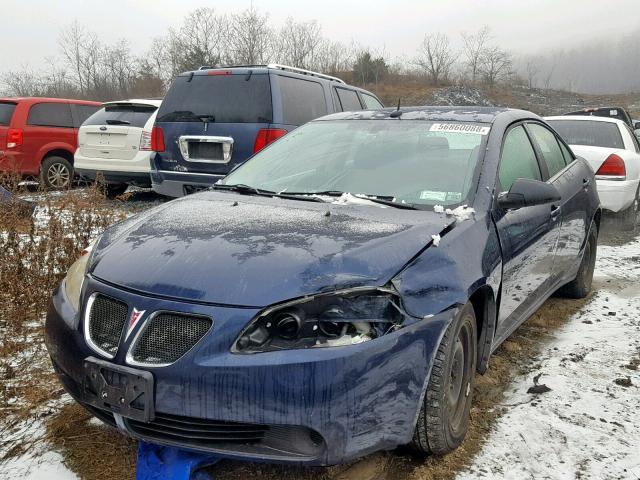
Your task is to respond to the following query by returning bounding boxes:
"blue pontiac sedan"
[45,107,600,465]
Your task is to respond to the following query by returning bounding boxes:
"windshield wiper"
[105,119,131,125]
[284,190,418,209]
[213,184,274,196]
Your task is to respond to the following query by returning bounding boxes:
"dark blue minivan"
[150,64,384,197]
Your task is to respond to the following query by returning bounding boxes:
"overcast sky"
[3,0,638,71]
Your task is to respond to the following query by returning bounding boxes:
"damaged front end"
[232,287,419,353]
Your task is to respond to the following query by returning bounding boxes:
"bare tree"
[278,18,323,69]
[479,46,512,87]
[229,6,272,64]
[461,26,491,83]
[313,40,351,75]
[525,57,540,89]
[415,33,456,86]
[58,20,101,95]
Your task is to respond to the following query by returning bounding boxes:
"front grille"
[126,413,325,458]
[129,412,268,443]
[188,142,223,160]
[87,294,128,356]
[130,313,212,365]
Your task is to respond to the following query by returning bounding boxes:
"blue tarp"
[136,441,220,480]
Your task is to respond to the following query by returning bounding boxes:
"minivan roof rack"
[197,64,346,84]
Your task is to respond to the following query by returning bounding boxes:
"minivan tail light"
[595,153,626,178]
[6,128,23,149]
[140,130,152,151]
[151,126,165,152]
[253,128,287,153]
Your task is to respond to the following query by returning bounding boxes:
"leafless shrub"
[415,33,456,86]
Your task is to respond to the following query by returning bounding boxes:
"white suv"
[74,99,161,197]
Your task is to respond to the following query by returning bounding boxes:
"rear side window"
[0,102,16,125]
[278,76,327,125]
[73,104,101,127]
[499,125,541,191]
[83,104,157,128]
[361,93,384,109]
[548,120,624,149]
[27,102,73,128]
[558,141,574,164]
[335,88,362,111]
[527,123,566,177]
[157,73,272,124]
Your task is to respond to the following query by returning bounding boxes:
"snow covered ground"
[459,234,640,480]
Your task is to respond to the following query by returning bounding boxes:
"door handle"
[583,178,590,187]
[550,205,561,218]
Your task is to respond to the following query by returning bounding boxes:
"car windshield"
[220,120,490,208]
[548,120,624,149]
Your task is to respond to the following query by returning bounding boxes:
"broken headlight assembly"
[232,288,408,353]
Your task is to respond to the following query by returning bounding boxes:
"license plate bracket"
[82,356,155,422]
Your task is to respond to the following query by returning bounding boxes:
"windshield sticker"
[430,123,490,135]
[419,190,462,202]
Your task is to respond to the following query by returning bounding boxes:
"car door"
[493,124,562,340]
[24,102,75,173]
[526,121,589,276]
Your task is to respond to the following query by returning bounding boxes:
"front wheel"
[40,156,73,190]
[411,302,477,455]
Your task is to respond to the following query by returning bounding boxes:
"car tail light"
[6,128,23,149]
[595,154,626,178]
[151,126,165,152]
[207,70,232,76]
[253,128,287,153]
[140,130,152,151]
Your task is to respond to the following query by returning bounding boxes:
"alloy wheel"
[47,163,71,189]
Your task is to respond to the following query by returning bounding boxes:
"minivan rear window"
[548,120,624,149]
[157,73,272,124]
[0,102,16,125]
[83,104,157,128]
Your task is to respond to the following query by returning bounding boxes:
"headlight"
[232,288,407,353]
[64,238,98,311]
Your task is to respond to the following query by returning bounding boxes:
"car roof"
[546,115,626,126]
[103,99,162,107]
[315,106,534,124]
[0,97,101,105]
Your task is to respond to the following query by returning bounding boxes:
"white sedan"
[546,115,640,226]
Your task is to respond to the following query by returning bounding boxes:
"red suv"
[0,97,101,189]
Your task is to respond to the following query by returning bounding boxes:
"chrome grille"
[87,294,128,357]
[130,313,212,365]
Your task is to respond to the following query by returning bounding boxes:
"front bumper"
[150,169,225,197]
[44,276,452,465]
[596,178,639,213]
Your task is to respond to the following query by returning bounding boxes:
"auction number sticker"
[430,123,490,135]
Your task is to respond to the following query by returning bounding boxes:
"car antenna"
[390,97,403,118]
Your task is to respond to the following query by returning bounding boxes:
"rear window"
[548,120,624,149]
[157,73,272,124]
[0,102,16,125]
[278,76,327,125]
[83,104,157,128]
[27,102,73,128]
[73,104,101,127]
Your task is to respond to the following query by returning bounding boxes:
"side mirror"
[498,178,561,210]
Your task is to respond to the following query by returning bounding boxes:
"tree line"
[1,7,517,101]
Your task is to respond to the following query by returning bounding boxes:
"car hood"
[90,191,454,307]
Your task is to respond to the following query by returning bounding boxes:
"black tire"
[411,302,477,455]
[557,224,598,299]
[618,185,639,231]
[104,183,128,199]
[40,156,73,190]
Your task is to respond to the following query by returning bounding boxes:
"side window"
[27,103,73,128]
[278,76,327,125]
[72,104,101,127]
[558,140,574,164]
[528,123,566,177]
[362,93,384,109]
[335,88,362,111]
[499,125,542,191]
[623,124,640,153]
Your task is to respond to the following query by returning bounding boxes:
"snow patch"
[433,205,445,213]
[431,234,441,247]
[445,205,475,221]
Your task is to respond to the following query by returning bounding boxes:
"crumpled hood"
[90,191,454,307]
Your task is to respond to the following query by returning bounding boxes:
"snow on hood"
[90,191,456,306]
